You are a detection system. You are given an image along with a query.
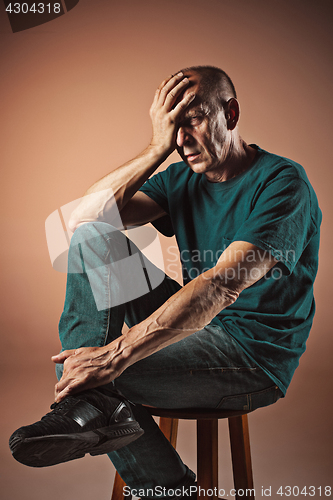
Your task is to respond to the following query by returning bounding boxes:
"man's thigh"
[115,324,282,411]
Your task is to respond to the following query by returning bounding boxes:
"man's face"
[176,72,230,176]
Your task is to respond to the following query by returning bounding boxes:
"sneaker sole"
[9,421,144,467]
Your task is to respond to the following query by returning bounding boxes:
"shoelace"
[48,390,134,417]
[38,398,78,427]
[49,398,75,413]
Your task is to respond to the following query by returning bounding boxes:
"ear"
[225,98,240,130]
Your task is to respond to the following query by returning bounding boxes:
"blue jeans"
[56,222,282,497]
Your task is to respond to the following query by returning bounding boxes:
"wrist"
[146,142,173,162]
[104,336,134,377]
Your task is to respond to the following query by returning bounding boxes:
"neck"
[205,138,257,183]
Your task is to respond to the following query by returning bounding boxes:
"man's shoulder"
[255,146,321,225]
[255,146,310,183]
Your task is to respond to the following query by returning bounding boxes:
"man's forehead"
[182,70,201,91]
[182,102,206,118]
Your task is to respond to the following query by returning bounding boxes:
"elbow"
[68,204,89,232]
[203,275,240,311]
[68,218,91,233]
[223,285,240,305]
[212,276,241,308]
[211,268,244,303]
[68,213,88,233]
[68,217,79,233]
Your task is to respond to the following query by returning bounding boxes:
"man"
[10,66,321,497]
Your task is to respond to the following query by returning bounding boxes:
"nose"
[176,126,193,148]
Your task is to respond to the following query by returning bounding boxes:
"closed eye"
[189,116,204,126]
[181,115,205,127]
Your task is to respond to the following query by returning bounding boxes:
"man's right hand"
[149,72,196,156]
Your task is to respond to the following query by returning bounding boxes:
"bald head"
[178,65,237,113]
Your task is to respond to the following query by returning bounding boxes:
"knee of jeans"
[70,222,119,246]
[68,222,130,275]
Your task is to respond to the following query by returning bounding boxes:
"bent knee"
[70,222,121,246]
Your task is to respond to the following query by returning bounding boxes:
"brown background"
[0,0,332,498]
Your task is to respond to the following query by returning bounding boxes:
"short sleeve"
[232,174,318,274]
[140,171,169,213]
[139,170,174,237]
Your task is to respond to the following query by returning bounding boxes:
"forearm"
[110,270,239,374]
[69,145,167,231]
[110,241,277,375]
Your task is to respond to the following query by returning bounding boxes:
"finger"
[55,371,81,396]
[157,73,173,91]
[163,77,191,111]
[151,74,174,109]
[55,381,78,402]
[158,73,184,101]
[55,375,97,402]
[172,92,196,116]
[150,87,161,111]
[51,350,76,364]
[55,373,71,393]
[157,72,186,106]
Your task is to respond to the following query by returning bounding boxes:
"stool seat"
[144,405,252,419]
[111,405,255,500]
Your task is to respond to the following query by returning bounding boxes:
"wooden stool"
[111,407,255,500]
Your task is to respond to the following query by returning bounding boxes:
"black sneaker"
[9,388,144,467]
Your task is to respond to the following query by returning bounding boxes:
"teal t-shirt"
[139,146,321,394]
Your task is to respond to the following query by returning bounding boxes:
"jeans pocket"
[217,385,283,411]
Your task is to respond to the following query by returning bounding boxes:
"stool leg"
[228,415,255,500]
[159,417,179,448]
[111,472,129,500]
[197,419,219,500]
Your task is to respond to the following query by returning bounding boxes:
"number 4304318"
[5,3,61,14]
[277,486,331,496]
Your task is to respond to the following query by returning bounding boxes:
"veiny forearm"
[110,270,239,374]
[69,145,168,231]
[109,242,277,376]
[52,269,235,401]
